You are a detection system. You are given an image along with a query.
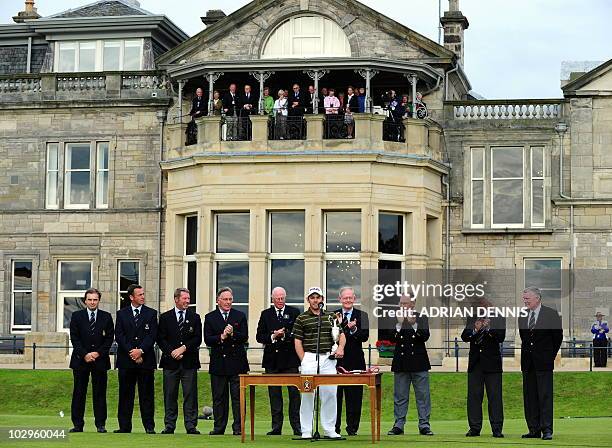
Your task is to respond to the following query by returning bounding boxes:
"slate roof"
[47,0,151,19]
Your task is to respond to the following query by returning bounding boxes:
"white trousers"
[299,352,337,435]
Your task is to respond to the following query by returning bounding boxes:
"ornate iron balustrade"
[186,121,198,146]
[324,114,352,139]
[450,100,563,120]
[267,115,306,140]
[383,118,405,142]
[56,75,106,91]
[0,76,41,93]
[221,116,252,141]
[121,72,169,90]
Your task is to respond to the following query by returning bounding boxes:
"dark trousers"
[593,339,608,367]
[211,374,241,434]
[265,367,301,433]
[522,369,553,435]
[335,385,363,434]
[117,368,155,431]
[163,368,198,431]
[467,366,503,434]
[71,368,108,429]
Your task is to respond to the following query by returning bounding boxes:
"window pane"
[60,262,91,291]
[325,212,361,252]
[47,144,58,171]
[471,148,483,178]
[492,147,523,178]
[525,259,561,289]
[232,304,249,319]
[96,171,108,207]
[186,215,198,255]
[97,143,109,170]
[379,213,403,255]
[78,42,96,72]
[217,261,249,303]
[13,292,32,326]
[123,40,141,70]
[378,259,402,304]
[532,179,544,224]
[46,144,59,208]
[119,261,139,308]
[217,214,249,253]
[103,41,120,71]
[492,179,523,224]
[472,180,483,225]
[271,259,304,303]
[64,296,86,328]
[532,147,544,177]
[68,171,91,205]
[67,144,90,170]
[58,43,75,72]
[271,212,305,253]
[326,259,361,298]
[187,261,197,305]
[540,289,561,313]
[13,261,32,291]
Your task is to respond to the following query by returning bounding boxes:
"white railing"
[452,102,562,120]
[0,77,41,93]
[122,73,168,90]
[56,75,106,91]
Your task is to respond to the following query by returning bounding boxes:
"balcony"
[0,71,170,103]
[165,113,443,163]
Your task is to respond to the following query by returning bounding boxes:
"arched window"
[262,15,351,59]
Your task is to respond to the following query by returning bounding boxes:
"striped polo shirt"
[293,309,336,353]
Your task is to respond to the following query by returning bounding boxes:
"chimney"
[13,0,41,23]
[440,0,469,67]
[201,10,227,26]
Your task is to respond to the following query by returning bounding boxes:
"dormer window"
[55,39,143,72]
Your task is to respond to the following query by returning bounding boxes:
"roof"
[44,0,152,19]
[562,58,612,93]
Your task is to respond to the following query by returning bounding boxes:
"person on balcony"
[344,86,359,138]
[212,90,223,116]
[288,84,306,117]
[319,87,328,109]
[273,89,288,140]
[223,84,241,141]
[262,87,274,115]
[239,84,257,140]
[307,85,317,114]
[189,87,207,119]
[357,87,366,113]
[338,91,345,112]
[324,89,341,139]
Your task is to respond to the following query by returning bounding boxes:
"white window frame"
[213,213,250,313]
[323,211,361,302]
[377,212,406,307]
[57,260,92,332]
[531,146,545,227]
[268,211,305,308]
[64,142,92,210]
[118,260,140,309]
[55,39,144,73]
[470,148,485,228]
[491,146,525,229]
[95,142,109,209]
[11,260,33,333]
[184,214,199,308]
[46,143,59,209]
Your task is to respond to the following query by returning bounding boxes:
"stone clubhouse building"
[0,0,610,366]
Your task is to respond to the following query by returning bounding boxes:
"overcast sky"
[2,0,610,98]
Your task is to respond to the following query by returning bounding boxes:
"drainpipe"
[445,66,459,101]
[442,172,451,354]
[156,109,167,312]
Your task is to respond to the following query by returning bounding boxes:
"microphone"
[317,302,325,310]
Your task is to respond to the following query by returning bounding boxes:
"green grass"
[0,370,610,447]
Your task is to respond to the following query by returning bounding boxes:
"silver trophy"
[329,313,341,357]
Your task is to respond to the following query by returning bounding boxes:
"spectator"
[288,83,306,116]
[592,312,609,367]
[338,92,345,111]
[211,90,222,116]
[324,88,340,114]
[357,87,366,113]
[307,85,317,114]
[273,89,288,139]
[222,83,240,116]
[344,86,358,138]
[262,87,274,115]
[189,87,207,119]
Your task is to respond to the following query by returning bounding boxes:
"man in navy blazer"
[114,284,158,434]
[519,286,563,441]
[204,286,249,435]
[157,288,202,434]
[334,286,369,436]
[69,288,114,433]
[255,286,301,436]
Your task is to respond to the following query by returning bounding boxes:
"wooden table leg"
[249,385,255,441]
[376,383,382,441]
[369,386,376,444]
[240,385,246,443]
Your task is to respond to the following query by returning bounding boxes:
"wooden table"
[239,373,382,444]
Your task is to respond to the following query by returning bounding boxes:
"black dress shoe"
[419,428,434,436]
[293,430,302,436]
[233,430,242,436]
[69,428,83,433]
[347,431,357,436]
[465,429,480,437]
[493,432,504,438]
[113,429,131,433]
[387,427,403,435]
[209,430,224,435]
[161,428,174,434]
[522,432,540,438]
[267,430,282,435]
[97,427,107,433]
[145,429,156,434]
[542,432,553,440]
[186,428,200,435]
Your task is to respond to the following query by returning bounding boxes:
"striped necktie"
[528,311,536,330]
[178,310,184,333]
[89,311,95,333]
[134,308,140,326]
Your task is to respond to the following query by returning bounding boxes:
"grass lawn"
[0,370,610,447]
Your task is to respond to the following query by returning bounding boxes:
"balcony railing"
[221,116,252,141]
[383,117,406,142]
[0,75,41,93]
[56,75,106,91]
[267,115,306,140]
[324,114,353,139]
[447,99,564,120]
